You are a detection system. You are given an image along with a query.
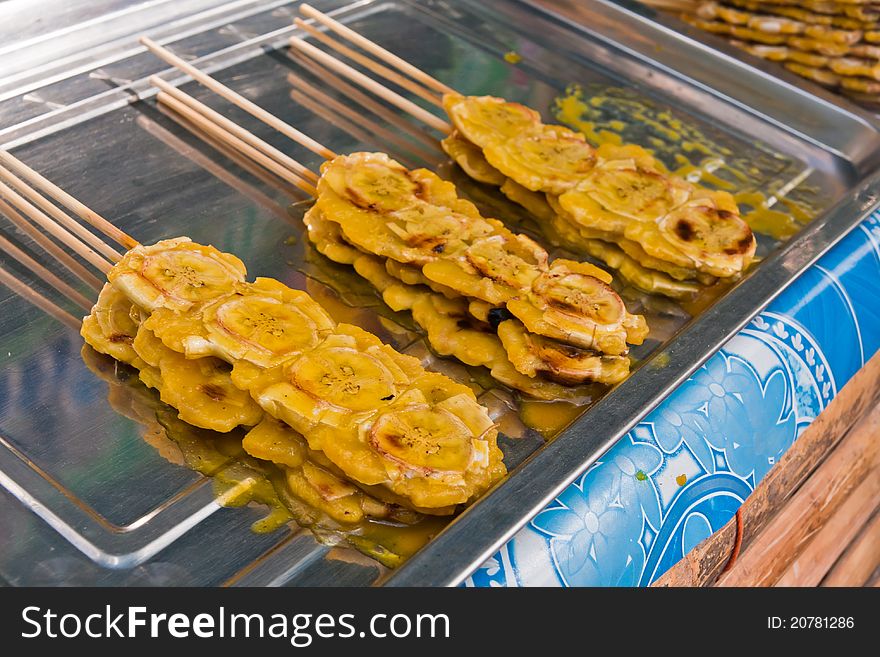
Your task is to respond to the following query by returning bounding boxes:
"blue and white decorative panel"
[464,210,880,587]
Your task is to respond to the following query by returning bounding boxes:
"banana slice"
[369,402,480,476]
[386,202,478,258]
[419,230,548,305]
[132,327,263,432]
[384,258,461,299]
[500,178,557,223]
[242,415,308,468]
[383,270,598,401]
[303,206,363,265]
[508,259,648,355]
[567,156,691,224]
[656,196,756,279]
[109,237,246,312]
[404,166,483,216]
[547,187,628,241]
[579,238,702,299]
[167,278,336,369]
[244,416,455,516]
[321,151,420,211]
[260,359,504,508]
[286,460,368,524]
[497,318,631,385]
[441,131,507,185]
[256,323,418,435]
[144,278,334,369]
[483,126,596,194]
[464,233,548,289]
[81,284,142,365]
[616,236,702,282]
[444,93,541,149]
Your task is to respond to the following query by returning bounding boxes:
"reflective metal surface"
[0,0,878,586]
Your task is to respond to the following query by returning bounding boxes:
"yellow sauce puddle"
[519,398,585,440]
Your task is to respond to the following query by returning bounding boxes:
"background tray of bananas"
[1,0,879,587]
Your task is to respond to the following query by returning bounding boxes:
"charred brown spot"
[410,175,429,201]
[674,219,696,242]
[406,234,447,252]
[465,253,508,286]
[724,234,755,255]
[344,185,390,213]
[717,209,735,220]
[108,333,133,344]
[199,384,226,402]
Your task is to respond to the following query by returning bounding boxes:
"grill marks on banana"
[198,383,226,401]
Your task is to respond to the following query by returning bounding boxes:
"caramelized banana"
[81,284,142,365]
[579,239,702,299]
[439,95,756,288]
[441,131,507,185]
[509,259,647,354]
[497,319,631,385]
[132,327,262,432]
[483,126,596,194]
[350,250,612,396]
[90,237,508,512]
[145,278,335,369]
[321,151,420,211]
[315,153,645,356]
[109,237,246,312]
[444,93,541,148]
[656,197,757,279]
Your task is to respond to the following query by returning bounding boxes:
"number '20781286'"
[768,617,855,629]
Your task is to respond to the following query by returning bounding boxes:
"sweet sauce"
[519,398,585,439]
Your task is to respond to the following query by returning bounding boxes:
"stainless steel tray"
[1,0,879,587]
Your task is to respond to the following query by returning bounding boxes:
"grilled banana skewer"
[304,151,647,391]
[441,94,757,298]
[82,237,505,513]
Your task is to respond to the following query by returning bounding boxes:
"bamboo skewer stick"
[0,166,123,263]
[289,88,416,170]
[140,36,336,160]
[287,70,437,166]
[0,234,93,310]
[298,4,456,96]
[0,263,81,330]
[157,91,319,197]
[289,36,453,134]
[0,198,102,290]
[0,180,113,273]
[150,76,319,185]
[0,151,137,251]
[288,53,442,154]
[141,110,302,214]
[293,18,443,109]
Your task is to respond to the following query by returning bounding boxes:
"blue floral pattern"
[464,210,880,587]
